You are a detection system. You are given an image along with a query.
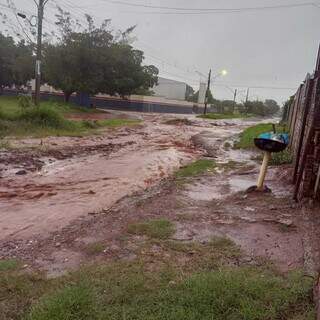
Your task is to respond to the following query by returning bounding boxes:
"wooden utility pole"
[34,0,46,106]
[204,69,211,115]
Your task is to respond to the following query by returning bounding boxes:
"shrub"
[19,106,73,129]
[18,95,33,109]
[270,150,293,166]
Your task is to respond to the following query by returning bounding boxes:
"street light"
[17,12,37,27]
[221,69,228,76]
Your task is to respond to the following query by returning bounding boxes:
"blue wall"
[2,90,197,114]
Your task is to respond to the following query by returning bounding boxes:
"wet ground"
[0,111,319,278]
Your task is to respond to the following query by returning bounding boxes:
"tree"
[185,84,194,101]
[43,11,158,101]
[12,40,34,87]
[264,99,280,115]
[0,34,34,92]
[0,34,15,91]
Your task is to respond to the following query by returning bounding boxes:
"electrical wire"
[100,0,319,13]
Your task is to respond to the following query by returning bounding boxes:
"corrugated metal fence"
[286,46,320,202]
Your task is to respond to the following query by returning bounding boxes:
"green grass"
[85,242,105,255]
[24,266,314,320]
[0,259,20,272]
[0,96,141,138]
[0,238,315,320]
[254,149,293,166]
[198,113,252,120]
[127,219,175,239]
[28,284,97,320]
[175,159,216,178]
[97,119,141,128]
[235,123,287,149]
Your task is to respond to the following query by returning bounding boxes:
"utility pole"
[233,89,237,113]
[204,69,211,115]
[245,87,250,103]
[244,87,250,114]
[34,0,46,106]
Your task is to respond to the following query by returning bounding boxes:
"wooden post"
[257,152,271,191]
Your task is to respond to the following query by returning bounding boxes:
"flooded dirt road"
[1,112,319,277]
[0,113,255,240]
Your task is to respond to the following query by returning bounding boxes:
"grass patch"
[254,149,293,166]
[96,119,141,128]
[175,159,216,179]
[128,219,175,239]
[28,284,97,320]
[0,238,315,320]
[85,242,105,255]
[0,259,20,272]
[235,123,287,149]
[198,113,251,120]
[22,266,314,320]
[0,96,141,138]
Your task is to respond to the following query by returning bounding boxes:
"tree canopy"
[0,34,33,90]
[42,11,159,101]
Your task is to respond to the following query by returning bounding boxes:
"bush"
[18,95,33,109]
[270,150,292,166]
[19,106,74,129]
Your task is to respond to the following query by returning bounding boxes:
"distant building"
[152,77,189,101]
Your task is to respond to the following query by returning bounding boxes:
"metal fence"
[286,46,320,202]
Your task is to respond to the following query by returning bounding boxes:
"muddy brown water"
[2,113,317,277]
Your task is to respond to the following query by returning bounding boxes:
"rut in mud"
[2,112,319,279]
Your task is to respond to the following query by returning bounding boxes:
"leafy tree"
[241,99,280,116]
[0,34,15,91]
[264,99,280,115]
[0,34,34,93]
[43,11,158,101]
[12,40,34,87]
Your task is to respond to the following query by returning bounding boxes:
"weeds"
[128,219,175,239]
[24,266,314,320]
[28,284,97,320]
[253,150,293,166]
[85,242,105,255]
[175,159,216,179]
[198,113,251,120]
[0,96,141,137]
[0,259,20,272]
[0,238,315,320]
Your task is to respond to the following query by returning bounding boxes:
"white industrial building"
[152,77,189,101]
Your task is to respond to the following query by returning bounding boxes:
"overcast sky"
[3,0,320,104]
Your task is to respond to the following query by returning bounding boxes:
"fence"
[286,46,320,202]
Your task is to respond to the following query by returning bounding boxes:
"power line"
[101,0,319,13]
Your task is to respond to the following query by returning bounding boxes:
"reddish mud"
[0,113,318,277]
